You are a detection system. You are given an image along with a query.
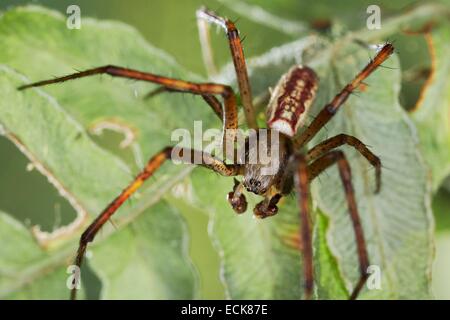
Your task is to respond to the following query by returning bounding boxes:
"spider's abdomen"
[267,66,318,137]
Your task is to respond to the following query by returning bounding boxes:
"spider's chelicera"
[18,7,393,300]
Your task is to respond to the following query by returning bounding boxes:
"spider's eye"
[249,178,260,187]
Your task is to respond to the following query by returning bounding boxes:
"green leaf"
[313,212,348,299]
[0,210,77,299]
[217,0,310,37]
[410,24,450,191]
[88,201,196,299]
[0,6,201,299]
[218,0,450,37]
[433,232,450,299]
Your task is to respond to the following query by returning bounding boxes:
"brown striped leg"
[70,146,241,300]
[196,7,257,129]
[201,95,224,120]
[143,86,174,99]
[306,134,381,192]
[18,65,238,146]
[294,43,394,148]
[293,154,314,300]
[307,150,369,300]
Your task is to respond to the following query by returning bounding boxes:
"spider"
[18,7,393,300]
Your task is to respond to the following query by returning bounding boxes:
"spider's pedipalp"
[254,193,282,219]
[228,178,248,214]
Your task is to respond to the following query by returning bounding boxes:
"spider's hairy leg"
[307,150,370,300]
[294,43,395,148]
[70,146,241,300]
[18,65,238,146]
[201,95,224,120]
[306,134,381,193]
[196,7,257,129]
[293,154,314,300]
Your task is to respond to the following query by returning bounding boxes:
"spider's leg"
[143,86,173,99]
[294,43,394,148]
[293,154,314,300]
[306,134,381,193]
[70,146,241,300]
[201,95,224,119]
[307,150,369,300]
[18,66,238,147]
[197,7,257,129]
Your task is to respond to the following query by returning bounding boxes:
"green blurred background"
[0,0,449,299]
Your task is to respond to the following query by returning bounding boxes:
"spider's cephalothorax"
[241,129,294,196]
[18,6,392,300]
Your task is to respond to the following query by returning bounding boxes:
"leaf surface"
[0,6,202,299]
[410,24,450,190]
